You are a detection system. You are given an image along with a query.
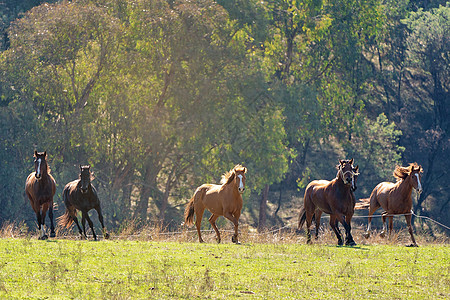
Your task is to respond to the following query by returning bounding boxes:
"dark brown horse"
[25,151,56,240]
[357,163,423,246]
[310,165,359,240]
[184,164,247,244]
[298,159,358,246]
[58,165,109,241]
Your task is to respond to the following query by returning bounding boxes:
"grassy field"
[0,229,448,299]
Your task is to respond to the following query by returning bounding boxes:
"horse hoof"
[232,236,238,244]
[346,241,357,246]
[337,240,344,246]
[104,232,110,239]
[50,232,56,238]
[379,232,386,238]
[406,243,418,247]
[362,232,370,239]
[39,235,48,240]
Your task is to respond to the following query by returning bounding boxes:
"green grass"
[0,237,448,299]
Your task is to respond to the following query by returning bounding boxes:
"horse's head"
[34,150,47,180]
[79,165,91,194]
[337,158,358,186]
[409,163,423,194]
[234,165,247,194]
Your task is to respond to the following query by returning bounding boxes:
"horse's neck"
[394,177,413,200]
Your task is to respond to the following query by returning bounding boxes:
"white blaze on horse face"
[237,174,244,193]
[36,158,42,177]
[415,173,422,192]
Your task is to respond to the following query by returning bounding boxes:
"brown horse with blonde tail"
[184,164,247,244]
[357,163,423,247]
[25,151,56,240]
[298,159,359,246]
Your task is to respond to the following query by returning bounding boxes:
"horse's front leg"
[224,212,240,244]
[329,215,343,246]
[405,214,418,247]
[95,205,109,239]
[39,207,49,240]
[342,214,356,246]
[82,211,97,241]
[35,210,47,240]
[48,203,56,237]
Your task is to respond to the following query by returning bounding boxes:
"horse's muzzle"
[81,188,88,194]
[238,187,245,194]
[35,174,41,180]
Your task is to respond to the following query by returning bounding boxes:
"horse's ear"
[339,159,343,165]
[34,150,38,157]
[349,158,354,165]
[80,164,82,170]
[244,167,247,173]
[43,151,47,158]
[354,165,359,172]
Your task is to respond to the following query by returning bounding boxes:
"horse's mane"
[220,164,246,185]
[393,162,422,181]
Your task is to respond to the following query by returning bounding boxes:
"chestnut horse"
[358,163,423,246]
[58,165,109,241]
[25,151,56,239]
[310,164,359,240]
[184,164,247,244]
[298,159,359,246]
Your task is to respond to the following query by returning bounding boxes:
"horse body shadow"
[25,151,56,240]
[58,165,109,241]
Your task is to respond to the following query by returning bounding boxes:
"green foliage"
[0,0,448,231]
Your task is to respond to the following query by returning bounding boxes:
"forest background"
[0,0,448,236]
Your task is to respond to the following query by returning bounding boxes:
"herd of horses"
[25,151,423,246]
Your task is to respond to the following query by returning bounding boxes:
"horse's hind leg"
[305,211,314,244]
[405,214,418,247]
[314,210,322,240]
[208,214,221,243]
[195,207,205,243]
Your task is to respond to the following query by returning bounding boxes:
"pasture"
[0,228,448,299]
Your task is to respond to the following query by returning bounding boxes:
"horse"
[357,163,423,247]
[184,164,247,244]
[298,159,359,246]
[58,165,109,241]
[310,164,359,241]
[25,151,57,240]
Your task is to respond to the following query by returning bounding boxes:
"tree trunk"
[258,184,270,232]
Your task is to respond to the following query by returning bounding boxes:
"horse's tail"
[355,198,370,210]
[298,206,307,230]
[57,188,75,228]
[57,209,74,228]
[184,195,196,227]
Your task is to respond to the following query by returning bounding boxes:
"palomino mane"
[220,164,246,185]
[393,162,422,181]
